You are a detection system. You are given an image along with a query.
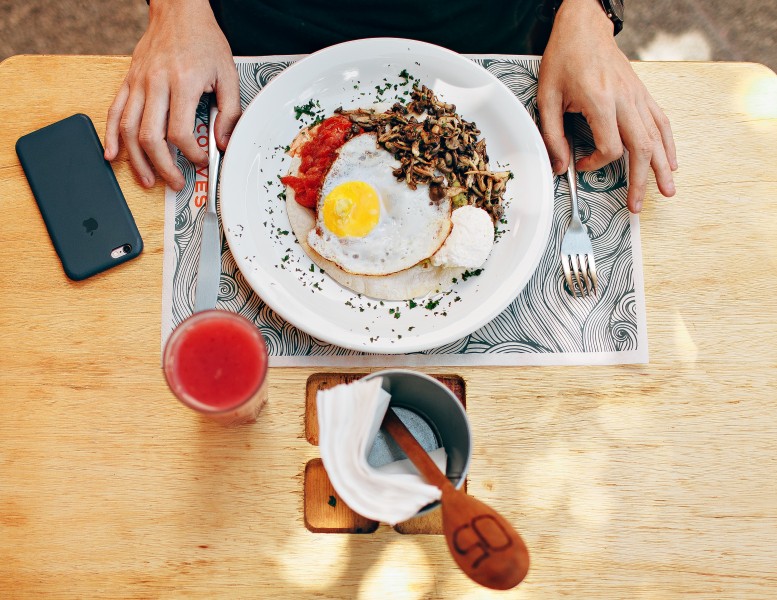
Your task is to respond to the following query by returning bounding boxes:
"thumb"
[538,91,570,175]
[214,65,242,152]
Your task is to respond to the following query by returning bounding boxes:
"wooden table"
[1,56,776,599]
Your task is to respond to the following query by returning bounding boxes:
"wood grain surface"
[1,56,776,599]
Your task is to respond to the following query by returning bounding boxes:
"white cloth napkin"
[317,377,446,525]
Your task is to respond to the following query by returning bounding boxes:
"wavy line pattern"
[166,57,642,360]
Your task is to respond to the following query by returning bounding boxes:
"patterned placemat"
[161,55,647,366]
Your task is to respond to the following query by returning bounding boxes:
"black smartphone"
[16,113,143,281]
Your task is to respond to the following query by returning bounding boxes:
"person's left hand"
[103,0,240,191]
[537,0,678,213]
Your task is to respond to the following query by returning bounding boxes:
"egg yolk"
[322,181,381,237]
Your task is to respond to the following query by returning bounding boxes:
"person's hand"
[537,0,678,213]
[104,0,241,191]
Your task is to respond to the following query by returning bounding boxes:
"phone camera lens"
[123,245,132,253]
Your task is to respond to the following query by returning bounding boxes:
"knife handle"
[207,96,220,214]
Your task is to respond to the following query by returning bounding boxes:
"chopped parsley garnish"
[293,99,319,119]
[375,81,392,96]
[462,269,483,281]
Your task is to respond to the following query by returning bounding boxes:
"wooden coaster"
[303,372,466,535]
[304,459,379,534]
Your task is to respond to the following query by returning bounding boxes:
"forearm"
[554,0,616,36]
[147,0,216,22]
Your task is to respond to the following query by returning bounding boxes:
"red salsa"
[281,115,354,209]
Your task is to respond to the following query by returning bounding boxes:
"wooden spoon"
[382,408,530,590]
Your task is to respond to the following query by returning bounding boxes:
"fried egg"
[308,133,452,276]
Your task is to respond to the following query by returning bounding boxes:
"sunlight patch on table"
[358,538,432,600]
[568,461,612,529]
[277,529,349,589]
[672,311,698,363]
[743,75,777,120]
[520,442,612,534]
[597,403,651,442]
[562,448,613,558]
[520,441,567,512]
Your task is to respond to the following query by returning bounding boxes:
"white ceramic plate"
[220,38,553,354]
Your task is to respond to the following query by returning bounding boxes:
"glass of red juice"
[163,310,268,425]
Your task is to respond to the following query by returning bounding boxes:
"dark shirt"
[211,0,554,56]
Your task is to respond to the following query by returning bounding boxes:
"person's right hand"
[537,0,677,214]
[104,0,241,191]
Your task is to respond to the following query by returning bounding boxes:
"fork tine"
[571,254,585,297]
[562,254,575,296]
[579,253,591,297]
[587,253,599,295]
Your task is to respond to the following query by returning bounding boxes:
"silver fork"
[560,119,598,297]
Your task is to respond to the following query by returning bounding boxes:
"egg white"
[307,134,452,276]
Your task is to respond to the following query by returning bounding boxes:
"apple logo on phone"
[82,217,98,236]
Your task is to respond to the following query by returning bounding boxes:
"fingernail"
[551,159,562,174]
[667,181,676,195]
[634,199,643,213]
[141,176,151,187]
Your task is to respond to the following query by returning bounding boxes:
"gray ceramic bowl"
[363,369,472,516]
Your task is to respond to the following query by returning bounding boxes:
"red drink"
[163,310,268,425]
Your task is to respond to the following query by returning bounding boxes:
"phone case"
[16,113,143,281]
